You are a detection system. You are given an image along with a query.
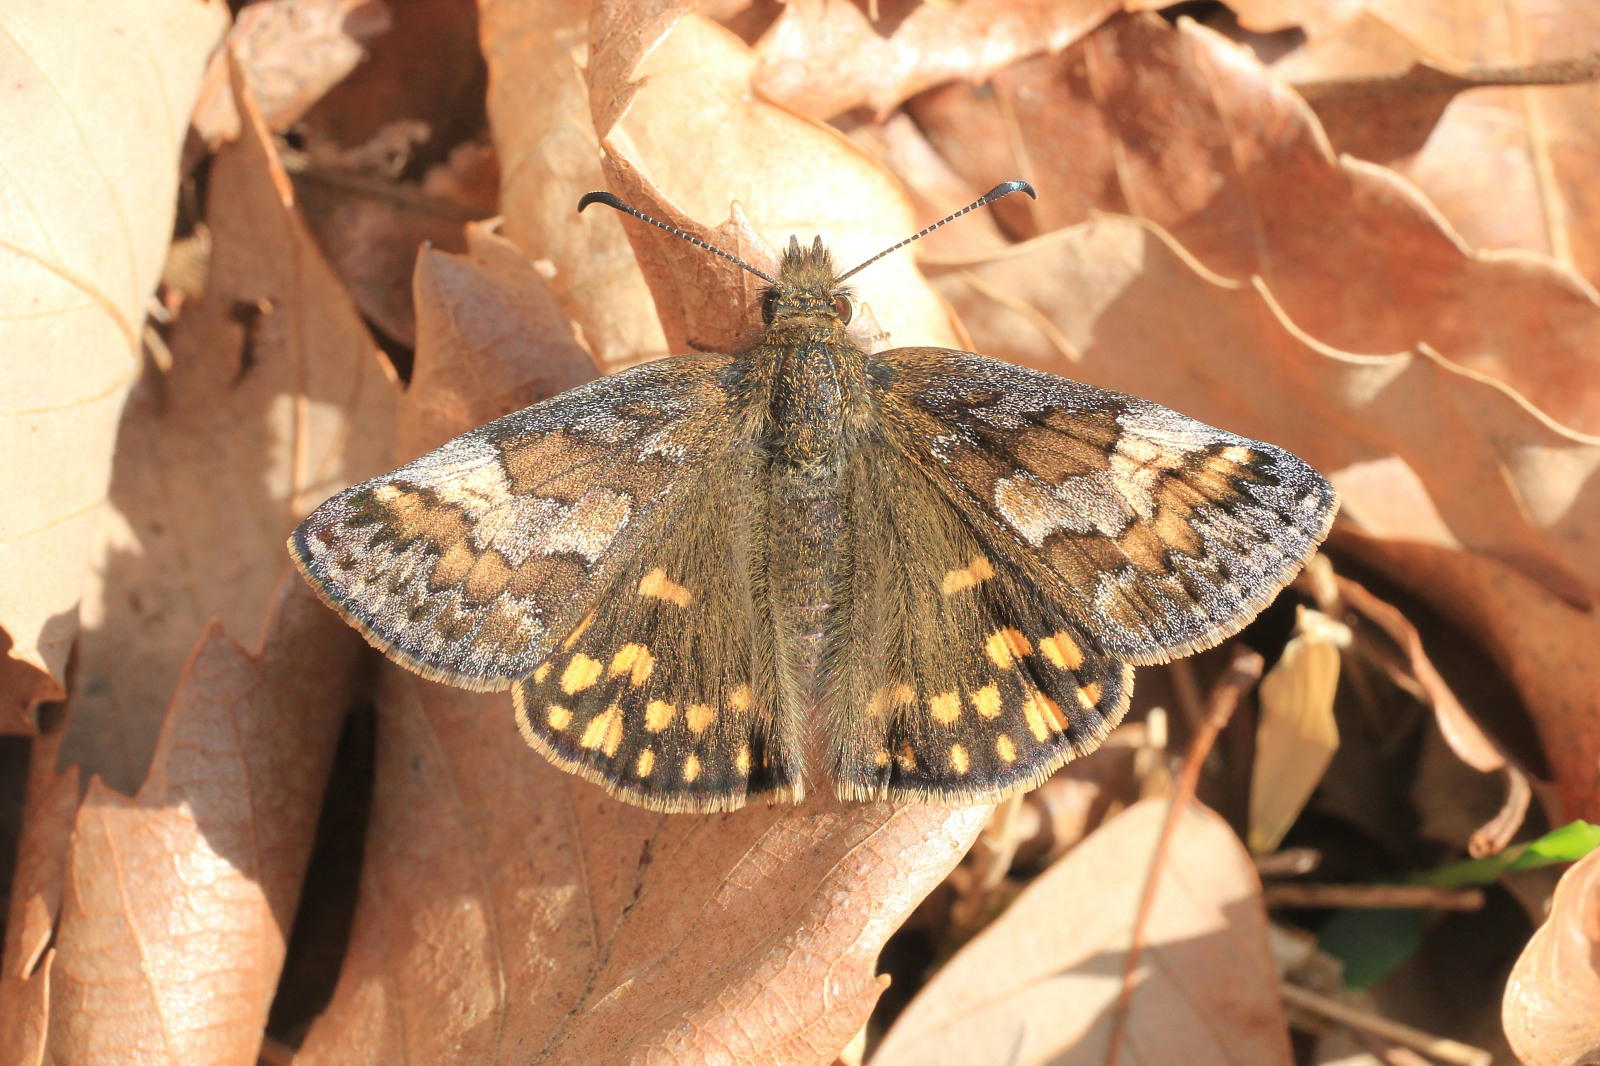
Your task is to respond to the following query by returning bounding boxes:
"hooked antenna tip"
[577,191,625,214]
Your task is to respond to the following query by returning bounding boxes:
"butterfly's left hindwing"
[289,356,741,691]
[511,445,804,812]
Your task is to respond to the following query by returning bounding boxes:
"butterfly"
[289,180,1338,813]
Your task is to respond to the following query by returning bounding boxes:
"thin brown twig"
[1262,882,1485,911]
[1104,647,1264,1066]
[1281,982,1493,1066]
[1165,656,1205,736]
[1294,52,1600,101]
[1353,1028,1434,1066]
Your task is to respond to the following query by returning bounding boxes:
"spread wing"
[820,347,1335,804]
[290,356,746,690]
[291,354,799,812]
[875,348,1338,666]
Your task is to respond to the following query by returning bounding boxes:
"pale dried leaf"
[480,0,668,368]
[1250,609,1343,853]
[751,0,1118,120]
[1503,846,1600,1065]
[192,0,393,142]
[1229,0,1498,60]
[0,0,228,726]
[404,225,599,455]
[597,11,960,354]
[69,70,396,793]
[872,798,1292,1066]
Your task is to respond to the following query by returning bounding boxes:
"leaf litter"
[1,2,1597,1064]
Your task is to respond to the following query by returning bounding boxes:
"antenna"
[577,191,778,285]
[837,180,1037,282]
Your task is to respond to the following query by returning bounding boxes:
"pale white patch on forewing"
[470,495,562,562]
[993,474,1065,545]
[429,459,513,509]
[538,488,633,563]
[994,472,1133,544]
[1105,451,1162,518]
[1054,472,1139,531]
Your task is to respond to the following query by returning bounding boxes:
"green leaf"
[1416,820,1600,888]
[1318,908,1425,990]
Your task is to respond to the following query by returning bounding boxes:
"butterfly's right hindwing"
[289,356,741,691]
[825,434,1133,804]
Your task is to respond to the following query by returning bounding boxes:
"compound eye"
[761,291,778,325]
[832,294,854,324]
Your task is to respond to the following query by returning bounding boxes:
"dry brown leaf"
[932,214,1600,816]
[0,0,228,729]
[404,225,600,454]
[68,69,396,794]
[1009,724,1148,870]
[292,220,988,1061]
[872,798,1292,1066]
[295,676,985,1065]
[295,162,489,347]
[9,575,363,1063]
[1330,573,1508,777]
[1325,572,1530,856]
[1349,534,1600,821]
[1283,27,1600,169]
[480,0,668,368]
[908,14,1600,435]
[595,9,960,355]
[842,113,1016,264]
[750,0,1119,121]
[0,738,78,1066]
[1503,844,1600,1065]
[294,0,485,174]
[1260,7,1600,311]
[191,0,394,143]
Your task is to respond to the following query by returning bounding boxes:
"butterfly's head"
[762,235,854,326]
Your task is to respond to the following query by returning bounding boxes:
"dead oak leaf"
[751,0,1120,121]
[873,798,1292,1066]
[0,0,228,727]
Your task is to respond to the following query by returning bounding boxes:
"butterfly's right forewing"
[290,356,744,691]
[877,348,1338,666]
